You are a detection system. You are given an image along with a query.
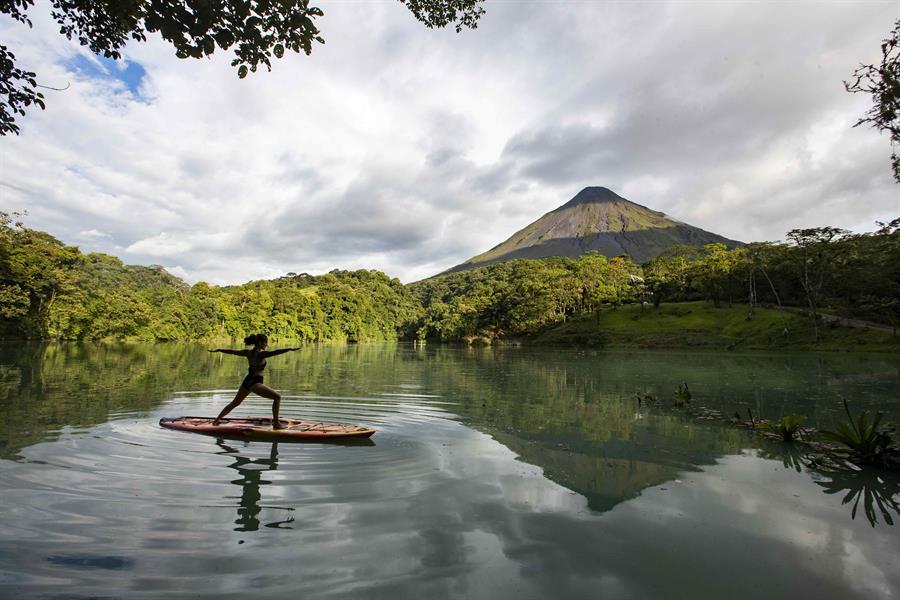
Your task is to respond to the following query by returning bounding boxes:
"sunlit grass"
[538,301,900,350]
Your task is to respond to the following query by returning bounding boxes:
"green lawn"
[535,302,900,351]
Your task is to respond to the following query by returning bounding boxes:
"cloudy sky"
[1,1,897,284]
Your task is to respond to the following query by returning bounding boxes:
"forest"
[1,211,898,343]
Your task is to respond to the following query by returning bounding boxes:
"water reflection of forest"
[2,343,898,524]
[418,347,900,522]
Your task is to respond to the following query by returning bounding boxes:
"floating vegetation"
[674,382,692,407]
[634,392,658,408]
[623,381,900,525]
[730,408,759,429]
[636,384,898,472]
[820,400,900,469]
[759,415,807,442]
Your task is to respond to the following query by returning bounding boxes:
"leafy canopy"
[0,0,485,135]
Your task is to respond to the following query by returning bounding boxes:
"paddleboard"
[159,416,376,441]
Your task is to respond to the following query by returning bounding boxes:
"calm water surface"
[1,343,898,599]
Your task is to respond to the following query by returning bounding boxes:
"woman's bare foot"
[272,419,285,430]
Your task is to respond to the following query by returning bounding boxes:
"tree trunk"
[760,267,782,308]
[747,269,756,319]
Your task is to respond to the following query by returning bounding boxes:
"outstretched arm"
[209,348,250,356]
[260,347,301,358]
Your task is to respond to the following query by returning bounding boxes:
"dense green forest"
[411,222,900,342]
[1,212,898,343]
[0,213,420,342]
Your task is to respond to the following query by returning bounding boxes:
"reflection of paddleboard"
[159,416,376,441]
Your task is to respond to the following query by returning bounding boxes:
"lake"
[1,342,898,599]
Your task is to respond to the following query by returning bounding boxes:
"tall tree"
[846,18,900,183]
[691,243,736,309]
[742,242,786,316]
[0,0,486,135]
[642,246,696,308]
[785,227,848,342]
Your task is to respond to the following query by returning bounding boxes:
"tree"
[846,18,900,183]
[742,242,786,316]
[785,227,848,342]
[0,0,486,135]
[642,246,696,308]
[691,243,735,308]
[0,212,83,336]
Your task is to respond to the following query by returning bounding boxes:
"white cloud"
[1,2,897,284]
[125,232,192,257]
[77,229,110,239]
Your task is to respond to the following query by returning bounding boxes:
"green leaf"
[273,43,284,58]
[238,65,248,79]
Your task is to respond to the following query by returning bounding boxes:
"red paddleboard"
[159,416,376,441]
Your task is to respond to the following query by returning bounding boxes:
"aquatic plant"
[759,415,807,442]
[820,400,899,468]
[731,408,759,429]
[634,392,658,407]
[674,382,691,407]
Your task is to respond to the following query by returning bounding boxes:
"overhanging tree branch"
[846,19,900,183]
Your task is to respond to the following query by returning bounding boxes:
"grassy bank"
[534,301,900,351]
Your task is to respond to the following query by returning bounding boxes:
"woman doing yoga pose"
[210,334,300,429]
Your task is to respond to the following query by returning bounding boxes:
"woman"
[210,334,301,429]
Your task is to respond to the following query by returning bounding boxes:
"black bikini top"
[247,350,267,373]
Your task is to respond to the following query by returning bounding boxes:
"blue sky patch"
[69,53,147,100]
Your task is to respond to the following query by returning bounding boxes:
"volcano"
[445,187,741,273]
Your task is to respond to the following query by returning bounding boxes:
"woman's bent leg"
[250,384,283,429]
[213,387,251,424]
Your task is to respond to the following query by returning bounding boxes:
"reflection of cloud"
[4,383,899,598]
[335,430,900,599]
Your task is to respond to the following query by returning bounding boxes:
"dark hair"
[244,333,268,346]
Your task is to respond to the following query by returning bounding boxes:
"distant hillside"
[444,187,741,274]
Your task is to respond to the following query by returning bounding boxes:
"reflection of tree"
[216,441,294,532]
[0,343,229,458]
[812,463,900,527]
[758,439,900,528]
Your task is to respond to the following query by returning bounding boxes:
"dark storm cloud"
[467,161,516,195]
[503,41,840,184]
[243,178,447,264]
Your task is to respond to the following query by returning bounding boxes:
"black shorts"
[241,374,264,390]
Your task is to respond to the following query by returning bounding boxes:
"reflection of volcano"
[216,441,295,531]
[484,413,746,513]
[426,349,755,514]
